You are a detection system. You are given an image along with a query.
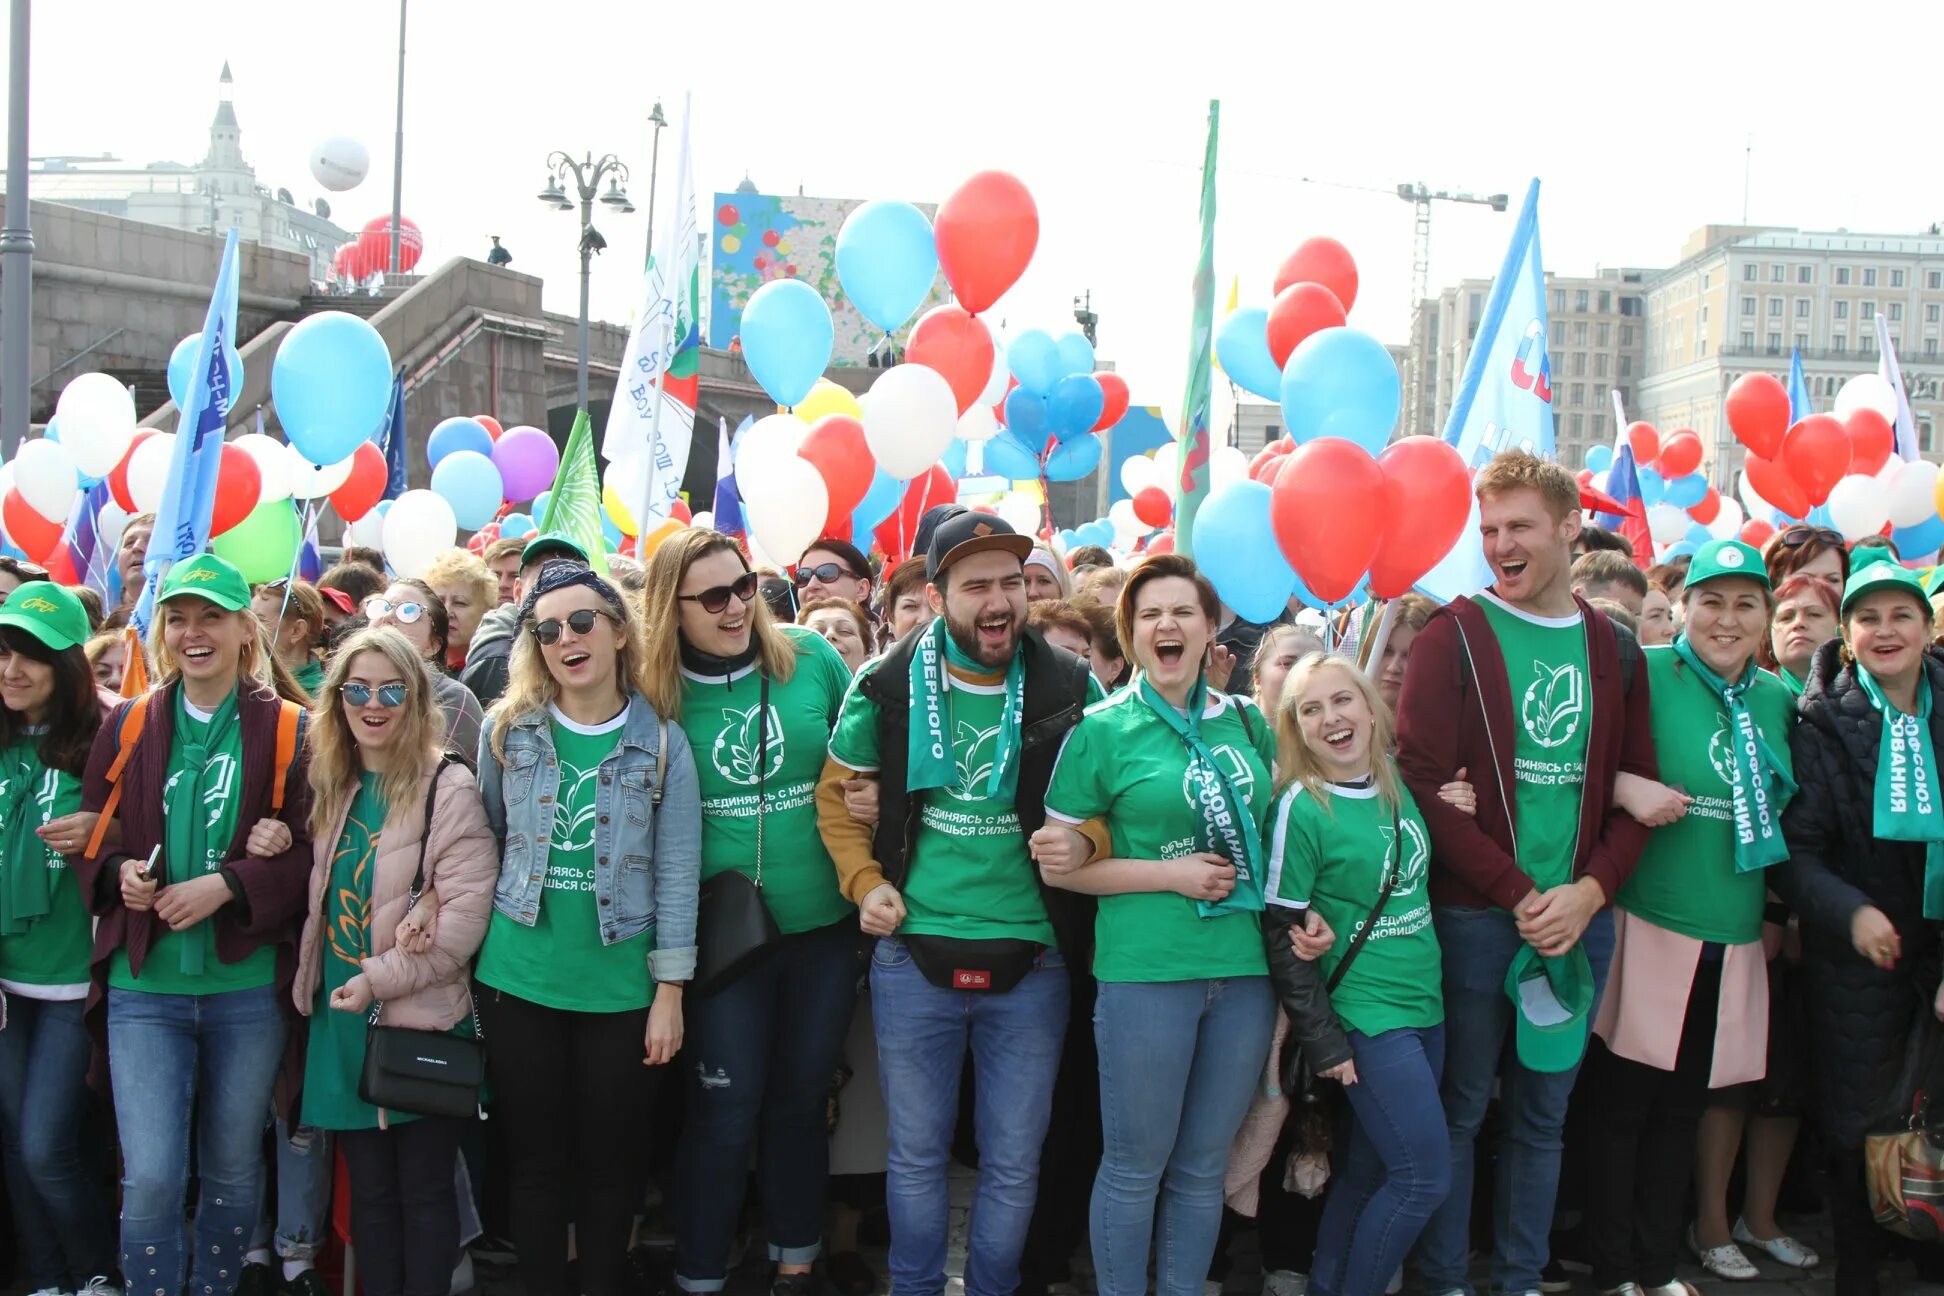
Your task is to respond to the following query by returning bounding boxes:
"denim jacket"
[477,692,702,983]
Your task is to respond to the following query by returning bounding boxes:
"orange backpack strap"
[271,700,305,815]
[85,699,150,860]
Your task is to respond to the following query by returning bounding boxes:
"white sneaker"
[77,1280,121,1296]
[1263,1272,1308,1296]
[1386,1269,1403,1296]
[1731,1218,1819,1269]
[27,1286,71,1296]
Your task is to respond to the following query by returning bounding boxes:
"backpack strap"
[270,700,306,815]
[85,698,149,860]
[1228,693,1259,746]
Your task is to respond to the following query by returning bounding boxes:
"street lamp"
[642,100,667,270]
[539,150,630,412]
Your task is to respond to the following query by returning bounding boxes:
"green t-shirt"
[1264,779,1442,1035]
[682,629,852,934]
[1044,688,1276,984]
[1478,591,1590,894]
[294,658,326,699]
[1618,649,1797,945]
[0,741,93,991]
[475,708,655,1012]
[110,691,275,996]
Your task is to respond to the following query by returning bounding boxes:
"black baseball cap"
[925,511,1033,582]
[910,503,969,563]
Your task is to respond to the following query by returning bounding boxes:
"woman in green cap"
[1777,556,1944,1296]
[0,582,119,1296]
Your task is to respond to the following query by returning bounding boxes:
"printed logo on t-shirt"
[553,759,601,852]
[708,702,786,786]
[1182,743,1257,807]
[1520,661,1585,749]
[948,719,1003,802]
[1707,713,1737,788]
[1383,817,1431,896]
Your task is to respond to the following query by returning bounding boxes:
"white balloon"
[346,509,386,550]
[53,372,137,480]
[1647,502,1691,545]
[1588,469,1609,496]
[863,364,958,480]
[690,510,715,532]
[1827,474,1891,541]
[1121,454,1159,496]
[309,136,370,192]
[97,499,131,553]
[1108,499,1145,541]
[1737,469,1777,526]
[381,490,458,578]
[126,434,176,514]
[956,404,1001,445]
[976,318,1010,408]
[995,492,1041,537]
[13,439,77,522]
[741,456,830,563]
[1705,496,1745,541]
[734,415,808,501]
[1211,445,1249,492]
[286,444,356,499]
[1886,459,1941,527]
[1834,373,1901,425]
[1151,443,1180,489]
[231,433,293,504]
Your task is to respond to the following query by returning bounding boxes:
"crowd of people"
[0,447,1936,1296]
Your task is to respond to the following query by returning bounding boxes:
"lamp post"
[539,151,632,413]
[1,0,33,458]
[642,101,666,271]
[389,0,407,273]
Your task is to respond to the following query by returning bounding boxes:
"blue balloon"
[427,416,494,468]
[531,489,553,523]
[1004,388,1050,447]
[1044,433,1102,482]
[834,200,938,333]
[272,311,394,467]
[1215,308,1282,402]
[940,438,969,481]
[983,430,1044,481]
[1056,528,1080,551]
[1291,570,1370,612]
[1278,327,1400,454]
[854,468,902,531]
[1585,444,1614,474]
[1045,374,1105,443]
[1663,540,1698,559]
[167,332,245,409]
[1078,520,1116,550]
[500,512,536,540]
[601,510,623,549]
[1055,332,1096,380]
[1192,481,1297,621]
[1894,516,1944,555]
[40,417,57,444]
[1665,472,1708,508]
[1636,466,1666,507]
[429,449,505,531]
[374,499,393,519]
[1007,330,1063,396]
[740,278,834,408]
[1684,521,1714,548]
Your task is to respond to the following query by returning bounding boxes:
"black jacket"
[1263,904,1353,1078]
[1774,638,1944,1147]
[858,626,1097,966]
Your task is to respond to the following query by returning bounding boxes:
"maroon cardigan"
[75,680,314,1105]
[1395,592,1657,913]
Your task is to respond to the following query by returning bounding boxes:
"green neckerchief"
[1855,667,1944,919]
[164,687,243,975]
[0,738,52,935]
[906,616,1025,802]
[1671,635,1797,873]
[294,657,326,697]
[1779,665,1807,699]
[1135,672,1265,918]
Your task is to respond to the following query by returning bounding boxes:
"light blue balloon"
[1055,332,1096,380]
[1007,330,1063,397]
[1004,389,1050,449]
[1894,516,1944,554]
[1585,444,1614,474]
[740,278,833,408]
[167,332,245,409]
[41,417,57,444]
[1636,466,1665,506]
[1663,540,1698,559]
[1192,481,1297,621]
[374,499,393,519]
[1278,327,1400,454]
[427,416,494,468]
[1057,528,1079,550]
[429,449,505,531]
[940,438,969,480]
[1044,433,1102,482]
[531,489,553,523]
[1078,520,1116,549]
[1215,308,1282,402]
[1291,569,1371,612]
[601,510,623,548]
[272,311,394,467]
[1665,472,1708,508]
[854,468,902,531]
[1684,521,1714,547]
[1046,374,1104,443]
[835,201,938,334]
[983,430,1044,481]
[500,512,536,540]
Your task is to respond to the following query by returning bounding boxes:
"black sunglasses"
[794,562,858,588]
[258,577,291,593]
[340,682,408,708]
[532,607,620,646]
[679,571,760,614]
[1779,525,1843,548]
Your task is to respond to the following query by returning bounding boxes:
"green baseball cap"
[155,553,252,613]
[1841,557,1929,617]
[1504,943,1595,1074]
[520,531,590,568]
[0,583,89,651]
[1684,538,1769,592]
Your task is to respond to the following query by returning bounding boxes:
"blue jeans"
[249,1118,332,1262]
[1415,906,1615,1296]
[871,937,1067,1296]
[108,985,288,1296]
[0,993,115,1288]
[1090,977,1275,1296]
[674,920,862,1292]
[1312,1026,1450,1296]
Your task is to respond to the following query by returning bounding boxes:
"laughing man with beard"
[817,512,1105,1296]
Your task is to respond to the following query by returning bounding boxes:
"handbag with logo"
[359,753,487,1121]
[1865,1013,1944,1240]
[693,674,783,998]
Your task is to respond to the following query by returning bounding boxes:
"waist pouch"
[901,934,1045,993]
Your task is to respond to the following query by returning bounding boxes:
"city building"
[29,64,351,281]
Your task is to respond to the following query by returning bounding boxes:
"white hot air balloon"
[308,137,370,192]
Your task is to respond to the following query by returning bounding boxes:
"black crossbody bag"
[693,673,784,998]
[359,754,487,1121]
[1284,804,1404,1094]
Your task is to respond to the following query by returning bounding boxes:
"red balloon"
[1780,414,1851,507]
[1091,372,1130,433]
[1367,436,1471,599]
[1273,237,1359,313]
[1626,421,1659,464]
[2,489,60,563]
[1688,488,1721,526]
[1845,407,1896,476]
[1132,486,1173,529]
[1264,282,1348,370]
[933,171,1039,315]
[906,305,994,416]
[357,215,423,275]
[1576,468,1594,487]
[467,523,502,554]
[109,430,156,514]
[210,444,262,537]
[874,465,956,560]
[1657,430,1703,478]
[1725,373,1791,461]
[329,443,388,523]
[1271,438,1387,604]
[798,415,874,527]
[476,415,504,441]
[1740,519,1776,547]
[1744,452,1811,521]
[670,499,693,525]
[1146,530,1176,556]
[1248,442,1290,482]
[1258,455,1292,488]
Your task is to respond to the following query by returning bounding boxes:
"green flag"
[1173,100,1220,557]
[540,410,610,577]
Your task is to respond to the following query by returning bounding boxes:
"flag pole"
[1172,99,1219,558]
[640,315,671,535]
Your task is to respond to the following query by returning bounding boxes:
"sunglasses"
[794,562,858,588]
[258,577,291,593]
[340,682,409,708]
[678,571,760,614]
[364,597,425,624]
[532,608,620,646]
[1779,525,1844,548]
[0,558,49,581]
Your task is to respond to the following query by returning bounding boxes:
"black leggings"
[339,1117,464,1296]
[481,988,654,1296]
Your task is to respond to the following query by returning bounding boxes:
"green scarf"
[1671,635,1797,873]
[907,616,1025,802]
[1136,672,1265,918]
[164,688,243,975]
[1855,667,1944,919]
[1779,665,1807,699]
[0,739,52,936]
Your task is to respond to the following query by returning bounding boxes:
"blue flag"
[140,228,242,629]
[712,415,749,536]
[1788,348,1813,423]
[379,373,408,501]
[1418,179,1553,602]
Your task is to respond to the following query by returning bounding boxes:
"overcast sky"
[14,0,1944,430]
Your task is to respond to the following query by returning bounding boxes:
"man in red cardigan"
[1396,451,1665,1296]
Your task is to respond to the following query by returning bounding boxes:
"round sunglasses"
[532,607,621,646]
[340,682,409,708]
[678,571,760,614]
[364,597,425,624]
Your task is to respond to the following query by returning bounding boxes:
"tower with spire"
[201,61,251,177]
